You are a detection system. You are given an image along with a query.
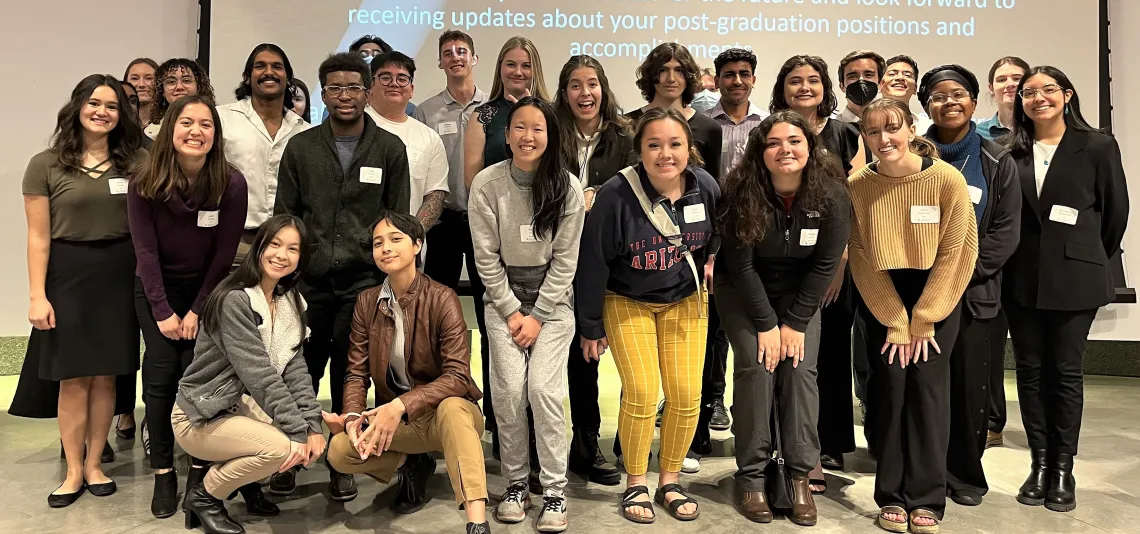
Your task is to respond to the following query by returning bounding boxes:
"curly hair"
[717,111,844,245]
[152,58,214,125]
[319,52,373,90]
[50,74,143,174]
[769,55,838,119]
[635,43,702,107]
[713,48,757,77]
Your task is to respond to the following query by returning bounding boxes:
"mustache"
[257,75,281,84]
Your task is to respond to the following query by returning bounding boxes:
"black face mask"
[846,79,878,107]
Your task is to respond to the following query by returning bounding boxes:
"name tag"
[360,167,384,184]
[520,224,539,243]
[437,121,458,135]
[107,178,128,195]
[1049,205,1079,226]
[800,229,819,246]
[197,211,219,228]
[968,185,983,205]
[683,203,706,223]
[910,205,940,224]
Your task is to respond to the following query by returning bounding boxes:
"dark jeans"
[818,271,858,456]
[136,277,198,470]
[947,313,992,496]
[424,209,494,434]
[861,269,961,519]
[1006,301,1098,456]
[987,308,1009,433]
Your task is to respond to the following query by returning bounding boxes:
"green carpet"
[0,337,27,376]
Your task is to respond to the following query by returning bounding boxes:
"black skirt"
[9,238,139,418]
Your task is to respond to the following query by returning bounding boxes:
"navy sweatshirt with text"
[575,164,720,340]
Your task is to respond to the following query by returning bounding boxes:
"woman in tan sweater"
[848,98,978,534]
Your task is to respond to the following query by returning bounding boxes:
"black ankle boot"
[152,471,179,518]
[234,483,279,516]
[184,464,209,512]
[1046,453,1077,512]
[184,484,245,534]
[1017,449,1048,506]
[568,430,621,486]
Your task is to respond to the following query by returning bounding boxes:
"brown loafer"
[790,476,818,526]
[737,490,773,523]
[986,431,1003,449]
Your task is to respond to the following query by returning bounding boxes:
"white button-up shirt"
[219,98,312,229]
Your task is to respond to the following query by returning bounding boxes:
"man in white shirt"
[218,43,311,266]
[365,52,449,232]
[880,54,934,132]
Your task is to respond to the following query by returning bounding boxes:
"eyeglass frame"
[323,84,367,97]
[374,72,413,88]
[1018,84,1064,100]
[927,89,973,106]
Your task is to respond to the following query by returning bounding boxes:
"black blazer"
[1003,128,1129,311]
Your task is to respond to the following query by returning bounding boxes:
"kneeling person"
[326,211,489,533]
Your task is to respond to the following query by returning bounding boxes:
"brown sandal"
[877,505,908,533]
[908,508,939,534]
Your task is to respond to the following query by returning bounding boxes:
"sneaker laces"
[542,495,566,513]
[503,482,528,504]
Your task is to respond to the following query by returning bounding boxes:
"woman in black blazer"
[1002,66,1129,513]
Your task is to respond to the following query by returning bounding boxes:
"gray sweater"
[176,290,322,443]
[469,160,585,322]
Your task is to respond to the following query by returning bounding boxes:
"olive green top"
[21,148,148,241]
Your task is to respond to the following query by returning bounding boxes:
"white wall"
[0,0,198,335]
[1090,0,1140,340]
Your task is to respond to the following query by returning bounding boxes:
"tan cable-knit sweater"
[847,158,979,344]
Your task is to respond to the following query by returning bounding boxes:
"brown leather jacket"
[343,273,482,421]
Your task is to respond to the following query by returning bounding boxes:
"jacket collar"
[636,164,700,206]
[242,287,309,374]
[376,272,427,313]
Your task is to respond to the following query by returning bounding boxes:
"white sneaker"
[681,456,701,474]
[495,482,530,524]
[536,494,568,533]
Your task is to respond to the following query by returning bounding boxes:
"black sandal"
[654,483,699,521]
[620,485,655,524]
[810,478,827,495]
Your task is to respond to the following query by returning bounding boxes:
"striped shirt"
[705,101,767,179]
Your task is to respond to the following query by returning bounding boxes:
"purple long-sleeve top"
[128,167,248,321]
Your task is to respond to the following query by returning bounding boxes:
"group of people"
[14,26,1129,534]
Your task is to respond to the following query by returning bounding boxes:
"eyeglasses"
[359,50,384,58]
[163,76,195,88]
[1018,84,1063,100]
[375,73,412,88]
[324,85,366,97]
[928,90,972,105]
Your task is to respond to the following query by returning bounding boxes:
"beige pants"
[327,397,487,506]
[171,396,292,498]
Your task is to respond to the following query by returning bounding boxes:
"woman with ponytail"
[851,98,978,534]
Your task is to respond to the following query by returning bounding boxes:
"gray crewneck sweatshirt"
[468,160,585,322]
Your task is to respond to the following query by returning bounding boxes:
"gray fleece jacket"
[176,290,322,443]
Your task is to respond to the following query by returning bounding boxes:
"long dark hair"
[769,55,838,119]
[1003,66,1094,158]
[234,43,294,103]
[859,98,940,160]
[134,95,231,204]
[635,42,702,106]
[200,215,308,347]
[718,111,843,244]
[50,74,143,174]
[554,55,630,174]
[291,79,311,123]
[507,97,570,240]
[152,58,214,125]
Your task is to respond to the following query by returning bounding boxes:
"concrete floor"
[1,358,1138,533]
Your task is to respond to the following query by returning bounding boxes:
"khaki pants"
[327,397,487,506]
[171,396,291,498]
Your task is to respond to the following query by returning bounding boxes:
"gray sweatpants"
[485,302,574,494]
[716,287,823,491]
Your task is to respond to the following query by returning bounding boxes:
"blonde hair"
[858,98,939,159]
[489,36,551,102]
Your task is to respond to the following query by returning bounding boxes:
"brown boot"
[790,476,818,526]
[736,489,773,523]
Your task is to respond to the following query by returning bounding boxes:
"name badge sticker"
[437,121,459,135]
[968,185,983,204]
[360,167,384,184]
[910,205,941,224]
[107,178,128,195]
[683,203,707,224]
[197,211,219,228]
[800,229,819,246]
[520,225,539,243]
[1049,205,1079,226]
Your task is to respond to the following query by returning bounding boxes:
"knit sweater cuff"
[910,321,935,339]
[886,326,911,345]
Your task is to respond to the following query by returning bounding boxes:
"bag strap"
[619,166,706,316]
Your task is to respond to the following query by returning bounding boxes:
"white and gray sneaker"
[495,482,530,524]
[537,494,568,533]
[681,455,701,474]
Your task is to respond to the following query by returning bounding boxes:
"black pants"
[301,281,369,415]
[568,317,602,462]
[818,271,858,457]
[137,277,199,470]
[947,313,991,496]
[1006,302,1097,456]
[860,269,961,519]
[987,308,1009,433]
[424,209,494,433]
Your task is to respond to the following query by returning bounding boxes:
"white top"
[219,99,312,229]
[242,287,308,375]
[144,121,161,139]
[367,106,450,216]
[1033,141,1059,197]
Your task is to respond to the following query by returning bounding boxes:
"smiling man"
[880,54,933,132]
[219,44,311,267]
[274,51,411,504]
[365,52,449,232]
[706,48,767,179]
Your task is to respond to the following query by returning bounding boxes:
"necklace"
[1035,141,1059,166]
